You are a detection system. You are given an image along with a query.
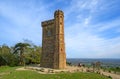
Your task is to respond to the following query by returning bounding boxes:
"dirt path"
[83,67,120,79]
[16,67,29,71]
[16,66,83,74]
[16,66,120,79]
[101,71,120,79]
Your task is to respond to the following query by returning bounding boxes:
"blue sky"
[0,0,120,58]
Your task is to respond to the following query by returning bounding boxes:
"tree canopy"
[0,42,42,66]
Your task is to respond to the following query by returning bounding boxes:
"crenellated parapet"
[54,10,64,18]
[42,19,54,27]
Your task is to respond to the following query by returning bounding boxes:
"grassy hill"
[0,66,111,79]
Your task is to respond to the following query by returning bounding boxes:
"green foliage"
[66,61,72,66]
[0,45,19,66]
[0,66,110,79]
[13,42,31,65]
[109,67,120,72]
[25,46,41,64]
[0,55,7,66]
[0,42,42,66]
[102,66,120,73]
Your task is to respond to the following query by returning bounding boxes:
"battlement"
[54,10,64,17]
[42,19,54,26]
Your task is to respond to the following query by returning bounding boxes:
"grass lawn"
[0,66,111,79]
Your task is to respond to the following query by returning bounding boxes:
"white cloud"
[84,16,92,25]
[97,18,120,32]
[65,4,120,58]
[65,22,120,58]
[0,1,51,45]
[0,2,47,27]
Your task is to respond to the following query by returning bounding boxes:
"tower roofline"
[55,9,63,13]
[54,9,64,17]
[41,19,54,27]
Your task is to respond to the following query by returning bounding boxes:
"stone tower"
[40,10,66,69]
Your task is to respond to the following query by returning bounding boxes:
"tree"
[0,41,42,66]
[25,45,42,64]
[0,44,19,66]
[96,61,101,71]
[0,55,7,66]
[92,62,96,72]
[91,61,101,73]
[13,43,31,65]
[0,44,10,66]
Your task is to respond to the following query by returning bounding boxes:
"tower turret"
[54,10,66,69]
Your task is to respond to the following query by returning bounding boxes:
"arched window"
[47,30,51,36]
[61,48,63,51]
